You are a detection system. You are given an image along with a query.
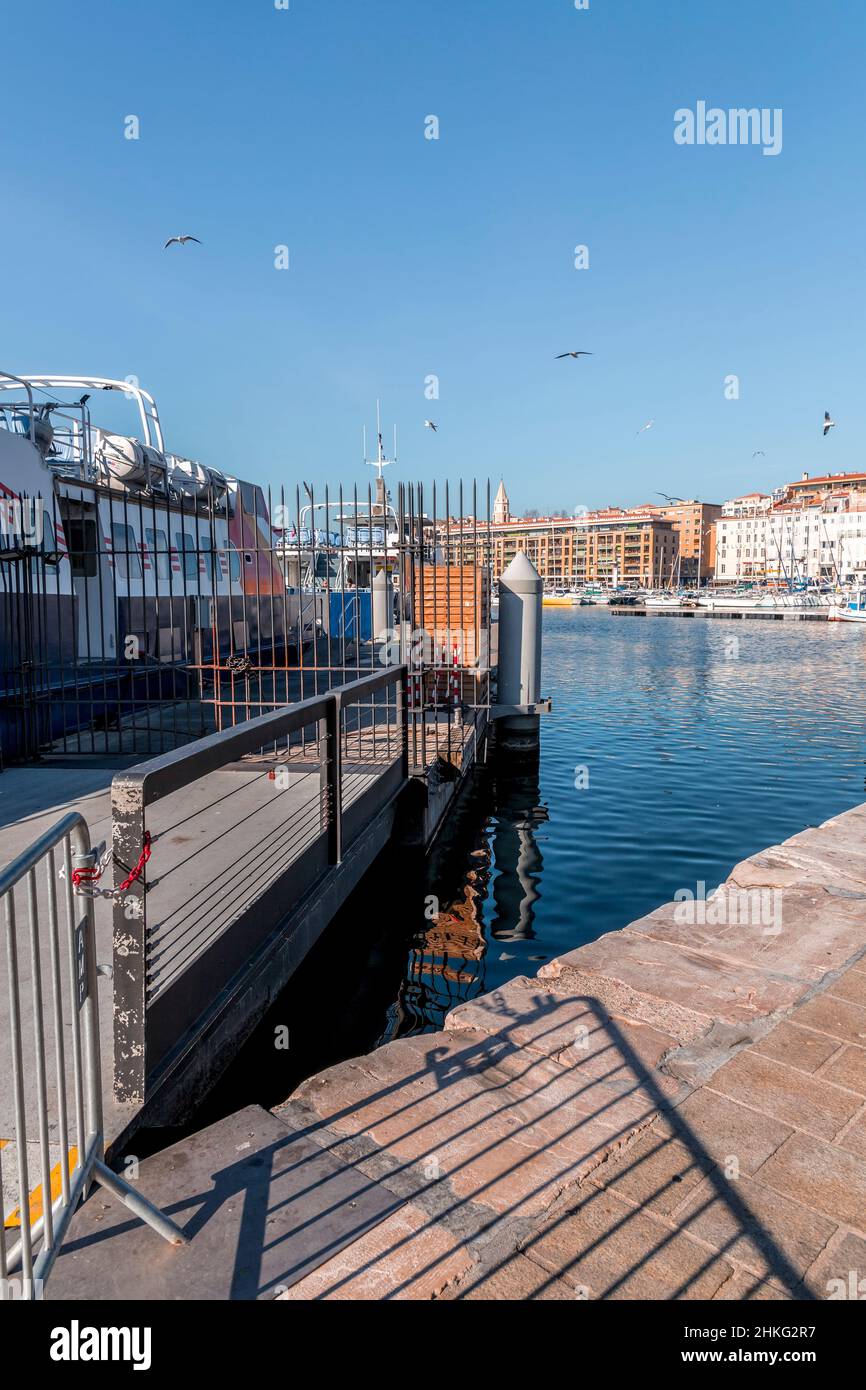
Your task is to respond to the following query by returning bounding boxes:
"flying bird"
[655,491,684,505]
[424,420,438,432]
[163,235,202,249]
[752,450,765,457]
[636,420,655,435]
[556,351,593,359]
[823,411,836,437]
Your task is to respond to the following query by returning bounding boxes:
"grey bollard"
[372,568,391,642]
[497,551,542,754]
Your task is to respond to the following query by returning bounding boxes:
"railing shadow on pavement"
[56,989,815,1300]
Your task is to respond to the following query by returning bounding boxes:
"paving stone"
[757,1132,866,1232]
[827,969,866,1007]
[588,1131,715,1217]
[278,1201,473,1300]
[542,932,806,1029]
[804,1231,866,1301]
[712,1270,792,1301]
[524,1186,734,1300]
[652,1088,792,1175]
[443,1253,573,1301]
[275,811,866,1300]
[791,993,866,1047]
[297,1032,657,1218]
[627,889,865,984]
[446,979,679,1081]
[676,1174,835,1287]
[821,1045,866,1095]
[729,823,866,896]
[707,1050,862,1141]
[752,1021,842,1074]
[537,961,711,1044]
[836,1111,866,1160]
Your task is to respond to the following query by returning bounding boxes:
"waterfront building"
[715,488,866,585]
[785,470,866,506]
[440,502,678,588]
[720,492,773,518]
[639,499,722,584]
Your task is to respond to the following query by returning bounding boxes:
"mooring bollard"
[372,567,391,642]
[497,550,543,755]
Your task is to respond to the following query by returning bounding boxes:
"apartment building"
[441,489,678,587]
[715,486,866,585]
[641,499,722,582]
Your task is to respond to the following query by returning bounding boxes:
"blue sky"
[1,0,863,514]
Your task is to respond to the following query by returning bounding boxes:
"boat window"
[111,523,141,579]
[64,518,98,577]
[313,554,340,582]
[239,482,257,516]
[145,527,171,580]
[175,531,199,580]
[227,544,241,583]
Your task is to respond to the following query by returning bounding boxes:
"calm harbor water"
[375,607,866,1037]
[190,607,866,1121]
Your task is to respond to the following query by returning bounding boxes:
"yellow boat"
[542,589,573,607]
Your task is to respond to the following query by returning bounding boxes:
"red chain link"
[117,831,152,892]
[71,832,152,893]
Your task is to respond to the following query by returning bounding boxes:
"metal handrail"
[114,663,407,807]
[110,663,409,1106]
[0,371,35,442]
[0,812,186,1299]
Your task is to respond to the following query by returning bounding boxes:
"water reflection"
[383,755,549,1041]
[384,611,866,1043]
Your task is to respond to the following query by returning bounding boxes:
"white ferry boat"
[0,370,318,760]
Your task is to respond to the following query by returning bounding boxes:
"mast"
[364,398,396,517]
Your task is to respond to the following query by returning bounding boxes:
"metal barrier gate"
[0,812,186,1299]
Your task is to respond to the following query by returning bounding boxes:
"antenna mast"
[364,397,395,514]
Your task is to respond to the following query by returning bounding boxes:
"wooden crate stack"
[412,564,491,707]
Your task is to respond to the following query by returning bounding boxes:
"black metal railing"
[110,664,408,1105]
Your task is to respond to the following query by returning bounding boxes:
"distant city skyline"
[2,0,864,513]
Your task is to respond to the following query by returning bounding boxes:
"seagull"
[752,450,765,457]
[636,419,655,435]
[163,235,202,249]
[823,411,836,437]
[655,491,684,504]
[556,351,593,359]
[424,420,438,432]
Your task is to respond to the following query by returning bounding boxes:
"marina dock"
[609,604,835,621]
[0,680,493,1176]
[41,800,866,1300]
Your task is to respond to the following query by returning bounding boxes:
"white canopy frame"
[0,373,164,452]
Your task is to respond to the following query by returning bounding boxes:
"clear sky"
[1,0,863,515]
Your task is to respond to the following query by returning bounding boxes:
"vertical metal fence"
[0,812,185,1299]
[1,459,494,769]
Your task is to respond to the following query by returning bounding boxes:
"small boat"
[645,592,685,608]
[576,584,617,605]
[542,588,574,607]
[829,588,866,622]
